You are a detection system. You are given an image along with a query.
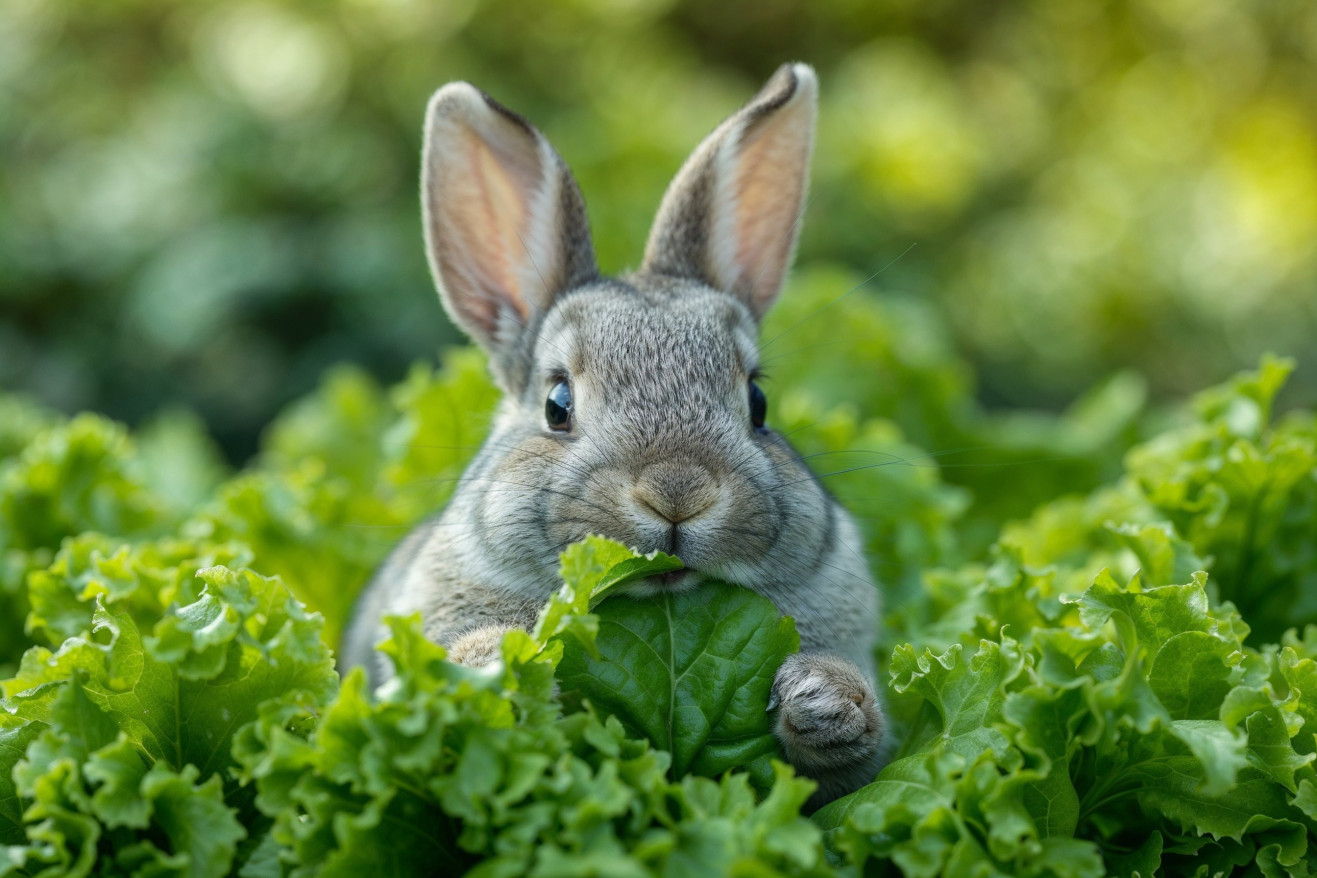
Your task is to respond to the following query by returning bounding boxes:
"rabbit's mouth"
[621,569,701,597]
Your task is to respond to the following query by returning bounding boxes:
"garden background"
[3,0,1316,460]
[4,1,1317,876]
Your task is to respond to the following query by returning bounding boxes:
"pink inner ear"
[731,109,810,309]
[438,122,551,332]
[461,130,530,320]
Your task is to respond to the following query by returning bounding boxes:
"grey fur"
[340,63,885,804]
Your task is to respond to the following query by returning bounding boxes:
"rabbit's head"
[422,64,849,597]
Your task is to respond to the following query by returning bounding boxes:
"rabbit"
[340,62,884,805]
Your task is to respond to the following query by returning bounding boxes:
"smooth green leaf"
[556,579,796,779]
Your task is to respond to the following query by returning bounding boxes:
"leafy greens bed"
[1,281,1316,876]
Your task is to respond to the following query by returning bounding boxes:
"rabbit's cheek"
[535,466,654,552]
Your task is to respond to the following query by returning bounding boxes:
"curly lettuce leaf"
[24,533,253,648]
[0,715,40,846]
[1,561,337,877]
[532,534,683,652]
[2,351,1315,877]
[5,680,245,878]
[820,561,1317,876]
[187,349,500,646]
[0,415,174,675]
[238,609,827,878]
[1004,356,1317,646]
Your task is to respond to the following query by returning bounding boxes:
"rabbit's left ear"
[642,63,817,320]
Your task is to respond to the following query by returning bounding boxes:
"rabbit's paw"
[770,653,885,805]
[447,624,512,667]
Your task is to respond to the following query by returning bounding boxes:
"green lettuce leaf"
[821,553,1317,876]
[238,608,827,878]
[3,349,1316,877]
[233,541,826,877]
[0,415,178,675]
[556,577,798,781]
[1,559,337,877]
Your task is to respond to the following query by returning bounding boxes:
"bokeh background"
[3,0,1316,462]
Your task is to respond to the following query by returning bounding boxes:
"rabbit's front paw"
[446,624,512,667]
[770,653,884,804]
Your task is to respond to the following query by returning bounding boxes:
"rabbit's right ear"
[422,83,597,387]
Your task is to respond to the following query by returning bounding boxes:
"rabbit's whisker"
[390,435,601,483]
[723,422,816,482]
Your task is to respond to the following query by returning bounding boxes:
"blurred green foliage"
[2,0,1315,461]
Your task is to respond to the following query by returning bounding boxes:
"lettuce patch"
[0,349,1314,876]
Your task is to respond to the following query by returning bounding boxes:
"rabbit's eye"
[545,380,572,431]
[749,381,767,431]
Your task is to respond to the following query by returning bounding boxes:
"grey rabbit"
[340,62,884,805]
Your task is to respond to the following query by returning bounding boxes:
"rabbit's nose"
[632,462,718,525]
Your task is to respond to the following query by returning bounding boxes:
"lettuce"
[817,358,1317,876]
[0,543,337,876]
[556,575,797,785]
[0,416,184,678]
[1,348,1314,876]
[234,537,827,877]
[1002,356,1317,643]
[185,352,498,647]
[818,573,1317,875]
